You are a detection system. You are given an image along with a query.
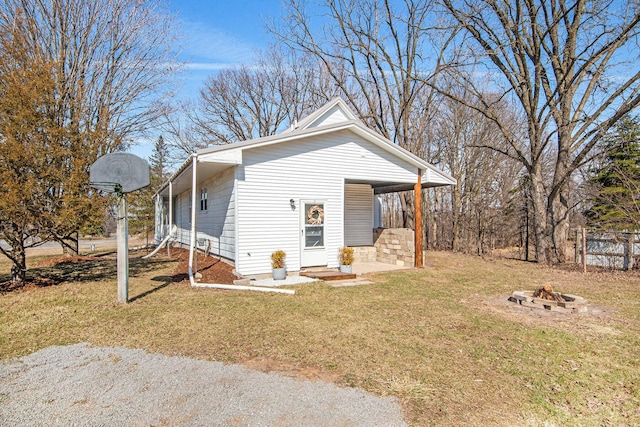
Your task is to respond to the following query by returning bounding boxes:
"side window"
[200,188,208,211]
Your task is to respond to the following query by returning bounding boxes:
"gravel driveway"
[0,343,407,426]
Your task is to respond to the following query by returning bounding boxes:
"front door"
[300,201,328,267]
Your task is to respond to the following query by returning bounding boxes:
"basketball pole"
[117,192,129,303]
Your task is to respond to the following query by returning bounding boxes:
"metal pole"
[117,195,129,303]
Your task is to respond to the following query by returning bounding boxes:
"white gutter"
[186,153,294,295]
[191,282,295,294]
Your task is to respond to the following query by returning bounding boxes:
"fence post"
[575,228,580,264]
[627,233,635,271]
[582,228,587,274]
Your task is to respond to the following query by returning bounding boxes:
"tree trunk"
[548,140,572,263]
[400,191,415,229]
[549,184,571,263]
[451,184,461,252]
[529,165,549,263]
[61,233,79,256]
[9,246,27,283]
[431,189,439,249]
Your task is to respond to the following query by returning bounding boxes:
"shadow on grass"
[128,279,174,303]
[127,272,191,302]
[0,256,178,294]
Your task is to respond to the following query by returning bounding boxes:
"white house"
[154,98,455,277]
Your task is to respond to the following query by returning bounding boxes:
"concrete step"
[300,270,357,281]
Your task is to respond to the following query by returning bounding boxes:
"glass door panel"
[304,203,324,248]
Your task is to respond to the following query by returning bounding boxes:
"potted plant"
[339,246,354,274]
[271,250,286,280]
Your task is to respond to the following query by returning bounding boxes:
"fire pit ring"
[509,291,588,313]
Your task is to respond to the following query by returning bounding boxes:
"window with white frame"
[200,188,208,211]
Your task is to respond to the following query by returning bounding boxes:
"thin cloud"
[184,62,238,71]
[180,19,257,66]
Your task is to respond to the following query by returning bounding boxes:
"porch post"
[168,180,173,256]
[414,168,423,268]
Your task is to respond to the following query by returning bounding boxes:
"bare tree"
[192,48,326,144]
[437,96,520,252]
[439,0,640,262]
[162,47,334,162]
[271,0,447,228]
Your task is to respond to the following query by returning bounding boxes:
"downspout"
[143,181,176,260]
[142,224,176,259]
[186,153,294,295]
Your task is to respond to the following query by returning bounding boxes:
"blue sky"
[168,0,284,97]
[130,0,285,158]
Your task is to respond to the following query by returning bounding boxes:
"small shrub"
[271,250,286,269]
[339,246,354,265]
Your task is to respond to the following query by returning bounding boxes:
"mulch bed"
[0,277,62,294]
[166,247,237,285]
[0,247,237,294]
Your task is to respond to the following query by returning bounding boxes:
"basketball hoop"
[89,152,150,303]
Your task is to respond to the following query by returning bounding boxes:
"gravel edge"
[0,343,407,426]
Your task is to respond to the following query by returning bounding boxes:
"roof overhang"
[158,157,238,197]
[157,114,456,198]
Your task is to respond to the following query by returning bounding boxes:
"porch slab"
[249,275,318,288]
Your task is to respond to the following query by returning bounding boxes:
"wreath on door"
[307,205,324,225]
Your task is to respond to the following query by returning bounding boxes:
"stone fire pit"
[509,289,588,313]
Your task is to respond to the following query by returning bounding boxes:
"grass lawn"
[1,250,639,426]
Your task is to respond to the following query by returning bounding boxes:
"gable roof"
[293,97,361,130]
[160,98,455,195]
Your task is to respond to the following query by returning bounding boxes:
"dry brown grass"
[1,250,639,426]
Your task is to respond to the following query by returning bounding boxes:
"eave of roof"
[157,103,456,195]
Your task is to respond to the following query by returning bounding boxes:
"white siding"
[174,191,191,244]
[193,166,236,260]
[172,166,237,261]
[309,105,350,128]
[344,184,373,246]
[236,129,417,276]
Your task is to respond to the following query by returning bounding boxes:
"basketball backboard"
[90,152,150,193]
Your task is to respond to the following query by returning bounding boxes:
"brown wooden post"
[414,169,423,268]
